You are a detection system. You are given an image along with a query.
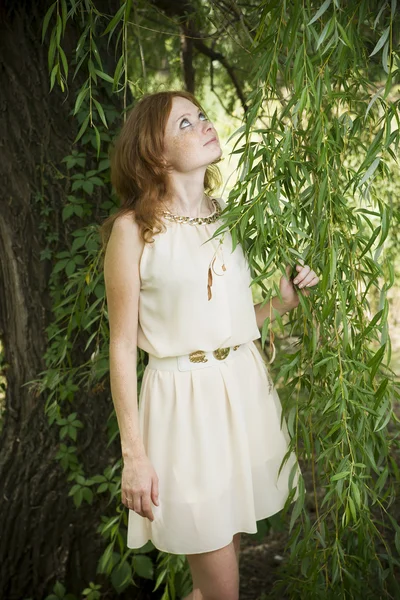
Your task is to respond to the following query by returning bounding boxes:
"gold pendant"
[213,347,230,361]
[189,350,208,363]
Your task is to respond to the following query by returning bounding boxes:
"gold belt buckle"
[213,347,230,360]
[189,350,208,363]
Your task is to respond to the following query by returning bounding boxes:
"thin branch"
[193,35,248,112]
[181,21,195,93]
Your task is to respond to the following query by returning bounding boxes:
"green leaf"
[103,3,126,36]
[93,98,108,129]
[350,481,362,508]
[331,471,350,481]
[347,496,357,523]
[336,22,352,48]
[54,581,66,597]
[93,124,101,158]
[359,225,381,259]
[48,28,57,71]
[82,487,94,504]
[56,13,62,46]
[91,40,103,70]
[73,85,89,115]
[358,157,380,187]
[42,2,57,43]
[365,87,384,119]
[308,0,332,26]
[65,260,76,276]
[50,63,59,92]
[94,69,114,84]
[368,343,386,379]
[382,40,389,74]
[113,54,125,90]
[111,561,132,592]
[82,181,94,195]
[60,0,68,35]
[329,245,337,288]
[98,543,115,574]
[59,46,68,80]
[370,26,390,57]
[132,554,154,579]
[88,59,97,83]
[289,477,305,532]
[316,18,333,50]
[76,26,89,57]
[125,0,133,21]
[74,115,89,144]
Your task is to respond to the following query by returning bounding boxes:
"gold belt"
[147,344,244,372]
[189,345,240,363]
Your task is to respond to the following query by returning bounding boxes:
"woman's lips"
[204,137,218,146]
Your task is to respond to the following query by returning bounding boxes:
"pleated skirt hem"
[127,494,297,555]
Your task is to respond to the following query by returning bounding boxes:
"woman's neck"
[162,192,213,217]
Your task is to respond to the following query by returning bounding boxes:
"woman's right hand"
[121,455,159,521]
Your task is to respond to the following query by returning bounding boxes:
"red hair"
[99,90,222,251]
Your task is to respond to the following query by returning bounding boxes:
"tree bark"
[0,3,133,599]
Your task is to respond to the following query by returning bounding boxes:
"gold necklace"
[161,197,221,225]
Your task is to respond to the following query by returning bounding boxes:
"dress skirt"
[127,340,300,555]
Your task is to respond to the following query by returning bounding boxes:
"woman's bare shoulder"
[112,211,143,245]
[113,209,139,231]
[105,211,144,273]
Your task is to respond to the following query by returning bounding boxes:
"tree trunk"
[0,3,124,598]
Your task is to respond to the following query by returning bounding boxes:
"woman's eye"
[180,112,208,128]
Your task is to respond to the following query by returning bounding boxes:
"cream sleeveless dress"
[127,197,300,555]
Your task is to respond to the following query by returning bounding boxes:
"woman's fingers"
[133,493,142,515]
[297,274,318,288]
[299,276,320,295]
[308,276,319,286]
[122,494,131,508]
[293,266,319,288]
[141,493,155,521]
[121,459,159,521]
[123,489,155,521]
[152,475,159,506]
[293,265,310,285]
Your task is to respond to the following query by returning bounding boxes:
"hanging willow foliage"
[39,0,400,598]
[209,1,400,598]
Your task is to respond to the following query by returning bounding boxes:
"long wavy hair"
[99,90,222,252]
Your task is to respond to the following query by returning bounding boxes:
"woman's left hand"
[280,264,320,309]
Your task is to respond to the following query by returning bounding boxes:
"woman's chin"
[207,146,223,162]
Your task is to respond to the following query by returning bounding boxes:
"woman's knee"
[203,592,238,600]
[186,541,239,600]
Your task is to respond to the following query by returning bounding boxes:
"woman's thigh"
[186,538,240,600]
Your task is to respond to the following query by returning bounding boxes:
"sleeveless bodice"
[137,198,261,358]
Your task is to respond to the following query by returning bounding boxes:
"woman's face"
[162,96,222,173]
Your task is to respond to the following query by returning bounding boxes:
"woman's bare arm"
[254,296,296,329]
[104,214,145,463]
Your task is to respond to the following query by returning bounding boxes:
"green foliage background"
[30,0,400,598]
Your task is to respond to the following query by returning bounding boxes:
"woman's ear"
[160,156,172,171]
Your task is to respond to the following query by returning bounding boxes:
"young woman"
[102,90,319,600]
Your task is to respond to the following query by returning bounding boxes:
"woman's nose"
[202,120,213,134]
